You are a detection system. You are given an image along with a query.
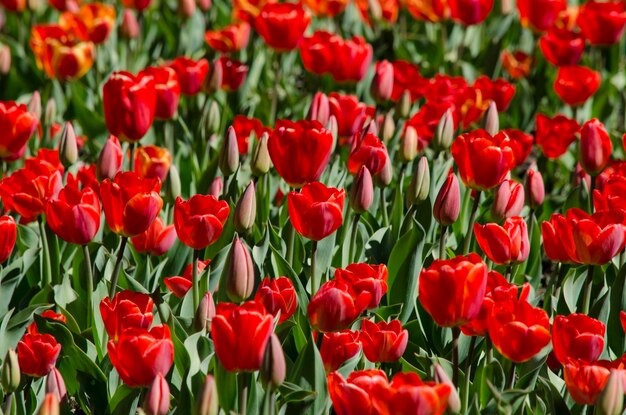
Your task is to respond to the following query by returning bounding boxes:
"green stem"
[452,327,460,387]
[239,372,249,415]
[589,175,596,214]
[507,362,516,389]
[439,225,447,260]
[582,264,594,315]
[380,187,389,227]
[310,241,319,295]
[83,244,94,328]
[38,218,52,287]
[286,222,295,267]
[193,249,202,312]
[462,336,477,413]
[108,236,128,299]
[270,52,282,124]
[129,142,136,172]
[349,214,361,263]
[463,191,482,254]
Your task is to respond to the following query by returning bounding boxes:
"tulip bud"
[224,235,255,303]
[260,334,286,390]
[97,135,123,181]
[59,121,78,168]
[45,368,66,403]
[483,101,499,136]
[178,0,196,18]
[407,157,430,206]
[399,126,419,162]
[525,168,545,209]
[121,10,140,39]
[395,90,412,119]
[433,109,454,151]
[45,99,56,127]
[219,126,239,176]
[234,181,256,233]
[350,166,374,214]
[596,369,624,415]
[307,92,330,125]
[501,0,513,14]
[205,101,220,135]
[374,157,392,188]
[580,118,612,176]
[38,393,59,415]
[433,363,461,413]
[196,0,211,11]
[1,349,20,394]
[327,115,338,153]
[492,180,524,221]
[193,291,216,332]
[371,60,394,103]
[0,44,10,75]
[434,171,460,226]
[367,0,383,21]
[143,373,170,415]
[164,164,181,201]
[204,60,223,95]
[251,131,271,176]
[29,91,42,121]
[195,375,218,415]
[381,113,395,143]
[364,119,378,136]
[209,176,223,197]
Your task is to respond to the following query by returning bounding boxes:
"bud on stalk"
[224,235,255,303]
[234,181,256,233]
[143,373,170,415]
[260,334,286,390]
[1,349,20,394]
[407,157,430,206]
[251,132,271,176]
[59,121,78,168]
[195,375,218,415]
[219,126,240,176]
[350,166,374,214]
[434,171,460,226]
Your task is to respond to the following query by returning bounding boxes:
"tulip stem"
[239,372,249,415]
[380,188,389,227]
[439,226,447,260]
[109,236,128,299]
[286,223,295,267]
[588,175,596,214]
[582,265,594,315]
[349,214,360,263]
[507,362,516,389]
[462,335,477,412]
[452,327,460,387]
[463,191,482,254]
[270,52,282,124]
[83,244,94,328]
[129,143,136,172]
[192,249,202,312]
[38,218,52,287]
[310,241,318,295]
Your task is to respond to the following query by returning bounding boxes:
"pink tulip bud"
[178,0,196,18]
[573,163,592,189]
[492,180,524,221]
[525,168,545,209]
[260,334,286,390]
[483,101,499,136]
[0,44,11,75]
[143,373,170,415]
[234,181,256,233]
[96,135,123,181]
[374,157,393,188]
[219,126,240,176]
[38,393,59,415]
[371,60,394,103]
[204,60,223,95]
[307,92,330,126]
[433,363,461,413]
[194,291,216,332]
[59,121,78,168]
[596,369,624,415]
[209,176,223,197]
[580,118,612,176]
[121,10,140,39]
[434,170,461,226]
[400,126,419,162]
[350,166,374,214]
[196,375,218,415]
[196,0,211,11]
[224,235,255,303]
[45,368,67,403]
[29,91,42,121]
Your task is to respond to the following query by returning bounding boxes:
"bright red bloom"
[0,101,38,161]
[580,118,612,176]
[621,311,626,333]
[232,115,269,154]
[355,0,399,24]
[131,217,177,257]
[554,66,601,107]
[211,301,273,372]
[254,276,297,323]
[335,263,388,310]
[216,56,249,91]
[164,259,211,298]
[141,66,180,120]
[488,297,551,363]
[17,333,62,377]
[45,180,100,245]
[563,359,611,404]
[390,60,427,102]
[100,172,163,237]
[567,208,626,265]
[59,3,116,44]
[308,280,371,333]
[173,194,230,250]
[27,310,67,335]
[347,132,389,175]
[360,319,408,363]
[329,93,375,142]
[254,2,311,51]
[0,0,26,11]
[122,0,153,10]
[500,129,533,166]
[303,0,348,16]
[552,314,605,365]
[76,164,100,196]
[434,170,461,226]
[451,129,516,191]
[501,50,532,79]
[320,330,361,372]
[388,372,452,415]
[474,216,530,265]
[134,145,172,182]
[517,0,567,31]
[473,76,516,111]
[419,254,488,327]
[577,0,626,45]
[594,174,626,213]
[0,216,16,265]
[288,181,345,241]
[204,21,251,53]
[168,57,209,96]
[405,101,457,149]
[539,29,585,66]
[541,213,578,263]
[328,370,391,415]
[535,113,580,158]
[233,0,276,21]
[268,119,333,187]
[99,290,154,341]
[405,0,449,22]
[448,0,493,25]
[107,325,174,387]
[103,71,156,142]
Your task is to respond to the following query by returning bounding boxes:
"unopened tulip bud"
[260,334,286,390]
[364,119,378,136]
[381,113,395,143]
[483,101,499,136]
[525,168,545,209]
[596,369,624,415]
[375,157,392,188]
[0,44,10,75]
[501,0,513,14]
[219,126,239,176]
[399,126,418,162]
[196,0,211,11]
[38,393,59,415]
[29,91,42,121]
[121,10,140,39]
[307,92,330,125]
[396,90,411,119]
[205,101,220,135]
[195,375,218,415]
[350,166,374,214]
[59,121,78,167]
[492,180,524,221]
[327,115,338,153]
[224,235,255,303]
[204,60,223,95]
[143,373,170,415]
[433,109,454,151]
[209,176,223,197]
[194,291,216,332]
[434,171,460,226]
[433,363,461,413]
[407,157,430,206]
[251,132,271,176]
[367,0,383,20]
[580,118,612,176]
[45,368,66,403]
[44,99,56,126]
[371,60,394,103]
[97,135,123,181]
[234,181,256,233]
[178,0,196,18]
[165,164,182,201]
[1,349,20,394]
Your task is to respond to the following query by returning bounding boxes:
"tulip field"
[1,0,626,414]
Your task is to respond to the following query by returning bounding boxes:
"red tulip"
[308,280,371,333]
[122,0,153,11]
[254,2,311,51]
[164,259,211,298]
[621,311,626,333]
[347,132,389,175]
[371,60,394,102]
[45,180,100,245]
[449,0,493,25]
[100,172,163,237]
[173,194,230,250]
[360,319,408,363]
[563,359,611,404]
[142,67,180,120]
[566,208,626,265]
[390,60,428,103]
[0,101,38,161]
[268,119,333,187]
[0,0,26,11]
[59,3,116,44]
[500,129,533,167]
[328,370,391,415]
[554,66,601,107]
[204,21,251,53]
[492,180,525,221]
[103,71,156,142]
[473,76,516,111]
[27,310,67,335]
[121,10,140,38]
[334,263,388,310]
[433,170,461,226]
[405,101,457,149]
[17,333,62,377]
[501,50,532,79]
[320,330,361,372]
[134,145,172,182]
[307,92,330,125]
[580,119,612,176]
[168,57,209,96]
[131,217,177,256]
[99,290,154,341]
[354,0,400,24]
[216,56,248,91]
[552,313,605,365]
[418,254,488,327]
[303,0,348,16]
[525,168,545,208]
[517,0,567,31]
[328,93,375,142]
[0,215,17,264]
[254,277,297,323]
[232,0,276,21]
[474,216,530,265]
[211,301,273,372]
[388,372,452,415]
[288,181,345,241]
[539,29,585,66]
[577,0,626,46]
[107,325,174,387]
[535,113,580,159]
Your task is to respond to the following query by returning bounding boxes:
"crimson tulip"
[232,115,269,155]
[303,0,348,16]
[0,215,17,264]
[567,208,626,265]
[168,57,209,96]
[347,132,389,175]
[0,101,38,161]
[448,0,493,25]
[552,314,605,365]
[232,0,275,21]
[473,76,516,111]
[164,259,211,298]
[474,216,530,265]
[320,330,361,372]
[327,370,391,415]
[577,0,626,46]
[141,66,180,120]
[134,145,172,182]
[130,217,177,257]
[492,180,525,221]
[360,319,408,363]
[433,170,460,226]
[254,2,310,51]
[216,56,249,91]
[99,290,154,341]
[388,372,452,415]
[328,93,375,142]
[517,0,567,31]
[563,359,611,404]
[539,29,585,66]
[59,3,116,44]
[27,310,67,335]
[17,333,61,377]
[390,60,428,102]
[288,181,345,241]
[308,280,371,332]
[580,119,612,176]
[334,263,388,310]
[122,0,152,11]
[554,66,601,107]
[173,194,230,250]
[500,129,533,167]
[204,21,251,53]
[535,113,580,159]
[254,277,297,323]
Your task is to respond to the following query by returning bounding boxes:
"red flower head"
[134,145,172,182]
[168,57,209,96]
[268,119,333,187]
[492,180,525,221]
[539,28,585,66]
[565,208,626,265]
[335,263,388,310]
[107,325,174,387]
[594,174,626,212]
[501,50,532,79]
[0,215,17,264]
[473,76,516,111]
[355,0,400,24]
[535,113,580,158]
[329,93,375,143]
[59,3,116,44]
[0,101,38,161]
[552,313,605,365]
[419,254,488,327]
[216,56,249,91]
[164,259,211,298]
[405,0,449,22]
[27,310,67,335]
[580,118,612,176]
[328,370,391,415]
[320,330,361,372]
[122,0,153,11]
[254,276,297,323]
[17,333,62,377]
[232,115,269,155]
[233,0,276,21]
[76,164,100,196]
[517,0,567,31]
[388,372,452,415]
[347,132,389,175]
[99,290,154,341]
[500,129,533,167]
[474,216,530,265]
[554,65,601,107]
[141,66,180,121]
[390,60,427,102]
[303,0,348,16]
[103,71,156,142]
[288,181,345,241]
[205,21,251,53]
[0,0,26,11]
[621,311,626,333]
[449,0,493,25]
[541,213,578,263]
[563,359,611,405]
[100,172,163,237]
[360,319,408,363]
[577,0,626,45]
[173,194,230,250]
[451,129,516,191]
[254,2,311,51]
[405,101,457,149]
[308,280,371,333]
[131,217,177,257]
[211,301,273,372]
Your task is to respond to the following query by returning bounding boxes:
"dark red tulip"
[390,60,428,102]
[254,277,297,323]
[388,372,452,415]
[473,76,516,111]
[303,0,349,16]
[173,194,230,250]
[580,118,612,176]
[577,0,626,46]
[320,330,361,372]
[141,66,180,120]
[360,319,408,363]
[0,215,17,264]
[307,280,371,333]
[17,333,61,377]
[539,29,585,66]
[563,359,611,404]
[328,93,375,142]
[131,217,177,257]
[168,57,209,96]
[552,313,605,365]
[347,132,389,175]
[335,263,388,310]
[327,370,391,415]
[164,259,211,298]
[45,180,100,245]
[0,101,38,161]
[254,2,311,51]
[449,0,493,25]
[100,290,154,341]
[554,66,601,107]
[474,216,530,265]
[500,129,533,167]
[566,208,626,265]
[122,0,153,11]
[535,113,580,159]
[288,181,345,241]
[433,170,461,226]
[517,0,567,31]
[204,21,251,53]
[216,56,248,91]
[232,115,269,155]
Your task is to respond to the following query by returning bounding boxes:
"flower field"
[0,0,625,413]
